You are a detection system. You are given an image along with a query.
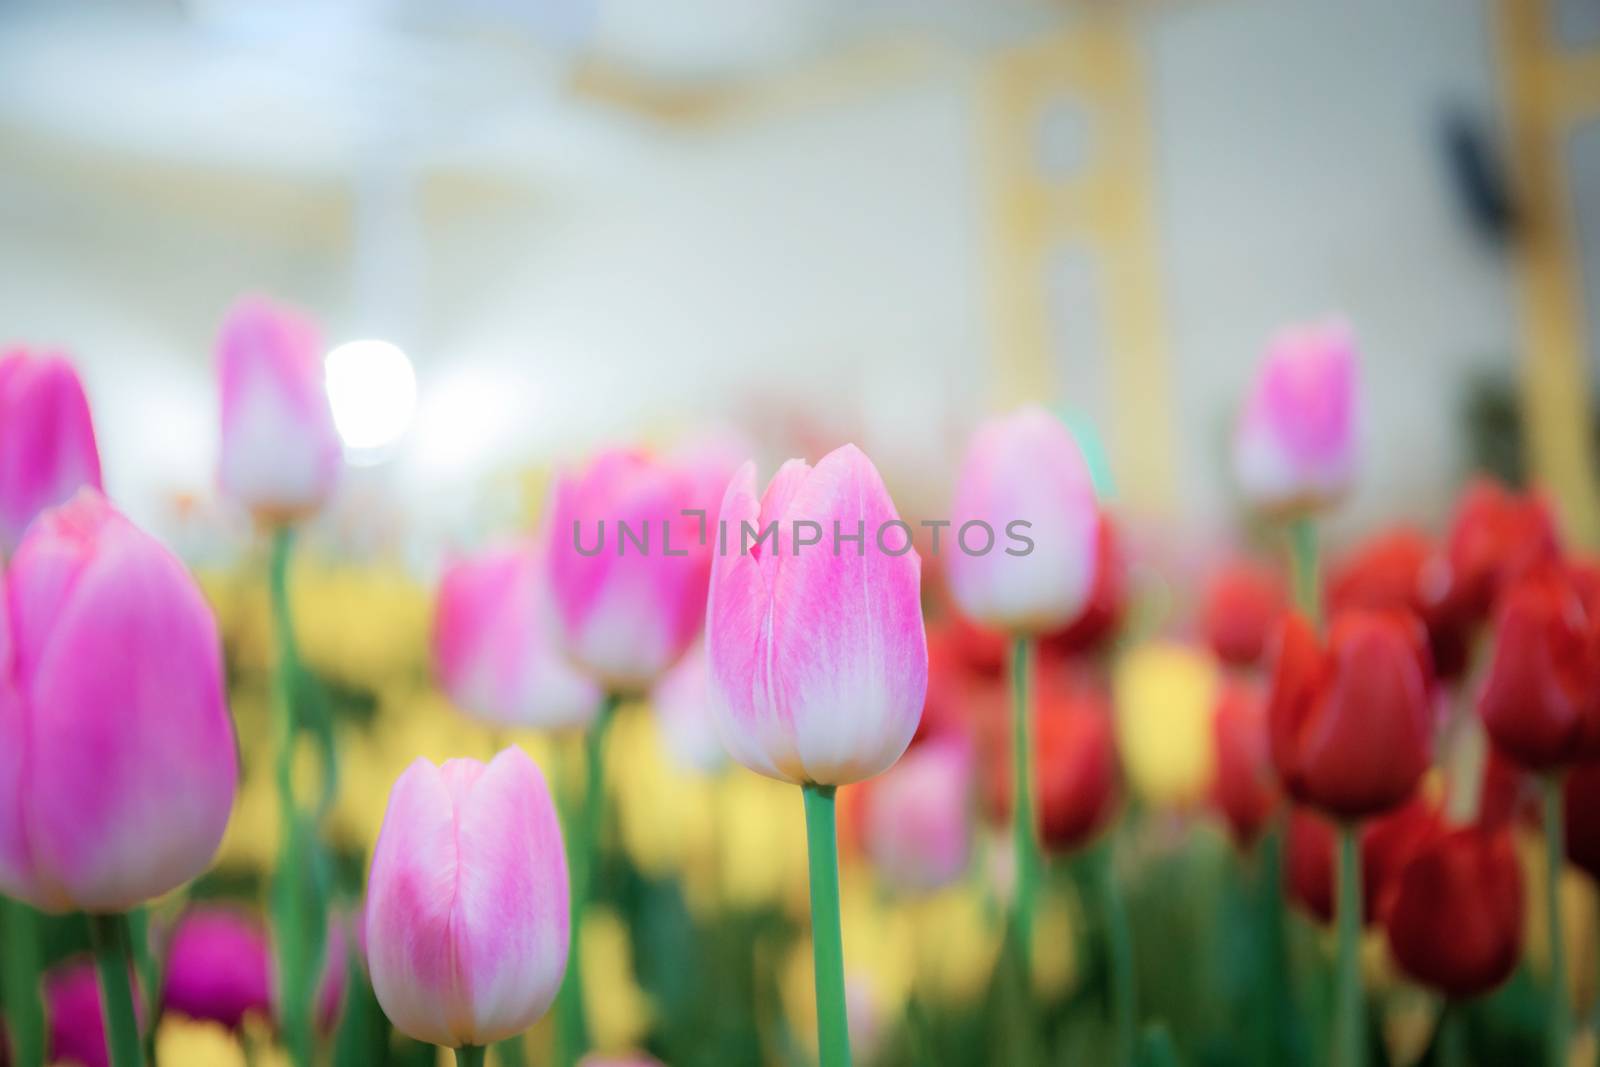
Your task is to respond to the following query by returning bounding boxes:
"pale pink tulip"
[707,444,927,786]
[862,734,974,893]
[0,348,102,555]
[365,748,569,1048]
[433,542,601,730]
[650,642,726,775]
[948,406,1100,633]
[1233,319,1358,513]
[0,490,237,912]
[216,295,342,521]
[545,448,714,693]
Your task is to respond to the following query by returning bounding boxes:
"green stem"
[2,897,44,1067]
[802,783,852,1067]
[1287,516,1320,624]
[1436,1000,1467,1067]
[88,913,143,1067]
[554,695,620,1067]
[1334,823,1365,1067]
[268,528,313,1067]
[1099,843,1136,1067]
[454,1046,486,1067]
[1543,775,1570,1067]
[492,1035,528,1067]
[1009,637,1039,978]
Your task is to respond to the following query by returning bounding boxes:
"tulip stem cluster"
[1008,637,1039,977]
[1333,824,1365,1067]
[1098,843,1136,1067]
[1,898,45,1067]
[802,783,852,1067]
[1541,775,1570,1067]
[87,913,142,1067]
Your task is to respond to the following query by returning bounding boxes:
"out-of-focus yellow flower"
[215,764,280,874]
[903,884,1004,1006]
[1032,886,1078,998]
[154,1017,252,1067]
[1518,829,1597,1012]
[609,705,720,907]
[716,772,809,914]
[1114,642,1218,808]
[290,563,431,689]
[582,905,653,1052]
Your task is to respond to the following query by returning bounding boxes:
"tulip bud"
[433,542,602,730]
[1199,561,1287,669]
[1267,611,1434,819]
[1232,319,1358,514]
[948,407,1100,634]
[1209,680,1278,848]
[1384,825,1523,998]
[1477,567,1600,771]
[216,295,342,522]
[0,349,102,556]
[160,908,272,1031]
[545,448,717,693]
[45,958,142,1067]
[0,491,238,912]
[650,642,727,776]
[861,733,974,892]
[365,747,569,1048]
[1438,479,1561,623]
[707,444,927,786]
[1285,798,1440,925]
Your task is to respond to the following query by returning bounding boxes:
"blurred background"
[3,0,1598,561]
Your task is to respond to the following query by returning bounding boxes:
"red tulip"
[1199,561,1286,669]
[1384,825,1523,998]
[1268,611,1434,819]
[1285,797,1440,925]
[1438,479,1561,623]
[1326,528,1468,681]
[1477,566,1600,771]
[987,673,1118,853]
[1209,680,1278,847]
[1564,760,1600,883]
[1041,514,1126,658]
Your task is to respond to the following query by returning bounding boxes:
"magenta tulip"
[1233,319,1358,513]
[216,295,342,522]
[45,959,139,1067]
[434,541,602,730]
[861,734,974,892]
[161,907,273,1031]
[365,747,569,1048]
[948,407,1099,634]
[0,348,102,555]
[707,444,927,786]
[651,641,727,775]
[0,490,237,912]
[545,447,716,693]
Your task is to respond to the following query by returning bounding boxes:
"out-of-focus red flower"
[1041,514,1126,659]
[986,672,1118,854]
[1285,797,1441,925]
[1384,825,1523,998]
[1478,566,1600,771]
[1268,611,1435,819]
[1564,760,1600,883]
[1327,528,1469,681]
[1475,744,1535,830]
[1209,680,1278,847]
[1438,479,1561,623]
[945,611,1009,678]
[1199,561,1287,669]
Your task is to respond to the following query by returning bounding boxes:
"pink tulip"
[651,642,727,775]
[365,748,569,1048]
[1233,319,1358,512]
[0,348,102,555]
[161,907,273,1031]
[216,295,342,521]
[861,734,974,892]
[948,407,1100,634]
[0,490,237,912]
[433,542,602,730]
[545,448,715,693]
[707,444,927,785]
[45,958,142,1067]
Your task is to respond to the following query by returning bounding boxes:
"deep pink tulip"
[650,641,727,775]
[161,907,273,1031]
[1233,319,1358,513]
[707,444,928,785]
[948,407,1100,634]
[45,958,142,1067]
[545,448,716,693]
[0,491,237,912]
[861,733,974,893]
[0,348,102,555]
[216,295,342,521]
[433,541,601,730]
[365,748,569,1048]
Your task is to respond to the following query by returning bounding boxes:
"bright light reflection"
[324,339,417,460]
